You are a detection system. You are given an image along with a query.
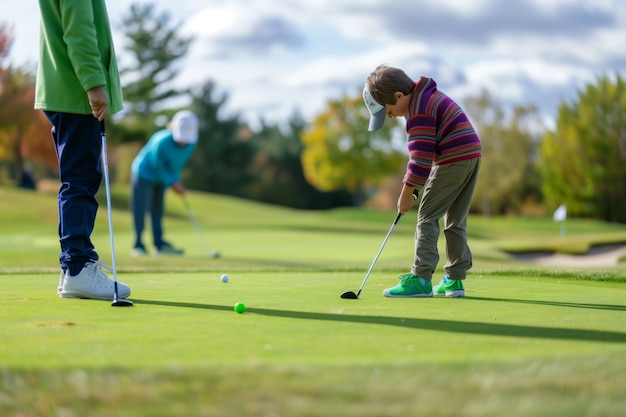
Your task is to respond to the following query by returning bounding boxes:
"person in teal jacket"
[34,0,131,300]
[130,110,199,256]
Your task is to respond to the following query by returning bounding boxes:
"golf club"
[340,211,403,299]
[100,121,133,307]
[182,194,221,258]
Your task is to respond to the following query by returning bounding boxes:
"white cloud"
[429,0,492,15]
[186,7,238,38]
[2,0,626,129]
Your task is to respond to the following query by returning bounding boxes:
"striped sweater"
[404,77,482,188]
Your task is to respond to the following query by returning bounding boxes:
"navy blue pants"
[131,174,166,250]
[45,112,101,275]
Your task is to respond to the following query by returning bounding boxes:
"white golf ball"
[220,274,229,283]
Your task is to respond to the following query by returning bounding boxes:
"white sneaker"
[130,247,148,257]
[58,261,131,300]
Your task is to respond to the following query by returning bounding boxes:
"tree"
[118,2,193,138]
[246,113,326,208]
[463,91,543,215]
[183,81,256,197]
[0,66,56,170]
[0,23,12,62]
[0,24,56,185]
[541,74,626,222]
[301,94,405,205]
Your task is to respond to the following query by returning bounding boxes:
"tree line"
[1,4,625,222]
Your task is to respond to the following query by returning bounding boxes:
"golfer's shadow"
[132,299,626,344]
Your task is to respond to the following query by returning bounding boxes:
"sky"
[2,0,626,130]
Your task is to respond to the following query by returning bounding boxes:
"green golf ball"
[234,302,246,314]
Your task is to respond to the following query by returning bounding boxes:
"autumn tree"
[0,24,55,185]
[0,23,11,62]
[463,91,543,215]
[541,74,626,222]
[301,94,405,205]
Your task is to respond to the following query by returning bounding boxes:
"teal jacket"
[131,130,196,187]
[34,0,123,114]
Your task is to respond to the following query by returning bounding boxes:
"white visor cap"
[171,110,199,144]
[363,87,386,131]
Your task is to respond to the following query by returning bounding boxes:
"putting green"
[1,186,625,416]
[2,271,624,368]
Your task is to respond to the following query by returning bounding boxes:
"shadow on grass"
[132,299,626,344]
[466,296,626,312]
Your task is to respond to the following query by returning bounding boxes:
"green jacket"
[34,0,123,114]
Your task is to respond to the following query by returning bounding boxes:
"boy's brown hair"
[366,64,415,105]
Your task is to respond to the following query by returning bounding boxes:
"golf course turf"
[1,186,625,416]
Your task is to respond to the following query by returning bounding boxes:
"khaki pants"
[411,158,481,280]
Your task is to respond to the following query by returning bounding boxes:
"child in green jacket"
[35,0,130,300]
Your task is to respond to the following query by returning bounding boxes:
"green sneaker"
[433,276,465,297]
[383,273,433,298]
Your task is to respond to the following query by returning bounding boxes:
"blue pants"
[45,112,101,275]
[131,175,166,249]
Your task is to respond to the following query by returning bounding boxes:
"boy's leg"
[45,112,101,274]
[442,158,481,279]
[412,159,480,279]
[45,112,132,300]
[411,166,453,279]
[411,212,440,280]
[150,184,166,248]
[130,175,151,250]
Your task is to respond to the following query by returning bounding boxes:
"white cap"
[171,110,199,144]
[363,87,386,131]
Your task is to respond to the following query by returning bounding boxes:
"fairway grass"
[1,186,625,416]
[2,271,625,416]
[2,355,625,417]
[2,272,626,367]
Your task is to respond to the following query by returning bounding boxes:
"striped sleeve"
[404,114,437,188]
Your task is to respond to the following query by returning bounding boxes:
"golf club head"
[111,298,134,307]
[340,290,359,299]
[211,251,221,259]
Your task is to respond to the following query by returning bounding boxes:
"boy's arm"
[397,184,417,215]
[170,181,186,195]
[87,86,108,121]
[398,114,436,214]
[151,144,179,186]
[404,114,437,188]
[60,0,107,92]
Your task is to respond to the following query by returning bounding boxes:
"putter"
[340,211,403,299]
[100,121,133,307]
[182,194,221,258]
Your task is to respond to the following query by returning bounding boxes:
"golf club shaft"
[356,212,402,296]
[182,195,215,256]
[100,122,119,296]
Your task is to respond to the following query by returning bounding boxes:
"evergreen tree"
[183,81,256,197]
[117,3,193,141]
[247,113,323,208]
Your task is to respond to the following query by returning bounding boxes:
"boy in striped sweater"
[363,64,482,298]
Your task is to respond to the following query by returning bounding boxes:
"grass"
[1,185,625,416]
